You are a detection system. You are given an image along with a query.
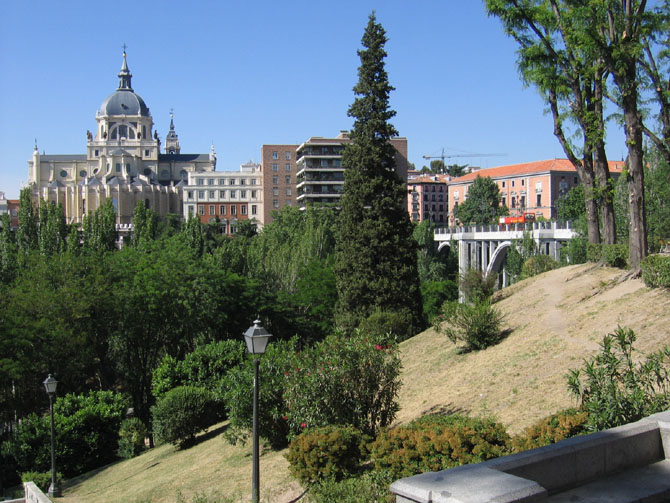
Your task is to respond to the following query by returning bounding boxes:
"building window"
[220,205,226,215]
[512,180,515,187]
[273,176,278,184]
[229,179,236,185]
[240,190,246,199]
[251,190,257,198]
[241,205,247,215]
[80,169,87,177]
[501,196,506,207]
[272,164,278,172]
[536,194,542,207]
[251,205,257,215]
[187,191,193,200]
[188,205,194,216]
[285,163,291,172]
[273,188,279,196]
[209,191,215,198]
[286,188,292,196]
[144,149,150,157]
[231,206,236,215]
[574,176,578,184]
[221,223,227,234]
[285,200,291,206]
[209,205,215,215]
[197,179,204,186]
[321,159,329,167]
[198,190,204,199]
[230,190,236,198]
[240,179,246,186]
[60,170,68,178]
[198,205,205,215]
[209,179,215,185]
[511,197,516,208]
[251,179,257,185]
[272,151,278,159]
[285,176,290,184]
[322,147,328,154]
[333,159,341,167]
[520,196,526,208]
[502,181,506,188]
[285,151,291,160]
[521,179,525,186]
[126,163,131,173]
[273,200,279,208]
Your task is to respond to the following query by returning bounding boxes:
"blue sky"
[0,0,629,199]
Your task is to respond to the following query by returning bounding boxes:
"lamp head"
[244,319,272,355]
[43,374,58,395]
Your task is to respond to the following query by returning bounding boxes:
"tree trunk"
[594,145,616,244]
[581,159,601,245]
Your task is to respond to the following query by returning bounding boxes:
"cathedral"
[28,50,216,224]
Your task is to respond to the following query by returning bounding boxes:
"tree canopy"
[453,176,507,225]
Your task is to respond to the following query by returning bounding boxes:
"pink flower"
[300,422,306,428]
[282,416,288,421]
[375,344,384,350]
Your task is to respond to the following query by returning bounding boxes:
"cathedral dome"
[99,90,150,117]
[98,50,151,117]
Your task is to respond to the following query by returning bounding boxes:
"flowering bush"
[283,329,401,438]
[510,409,588,452]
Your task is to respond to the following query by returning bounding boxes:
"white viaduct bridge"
[434,221,577,287]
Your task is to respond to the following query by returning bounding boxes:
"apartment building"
[260,145,298,225]
[295,131,409,209]
[407,174,450,224]
[183,161,262,235]
[447,159,624,225]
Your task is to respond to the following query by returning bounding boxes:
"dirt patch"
[397,263,670,433]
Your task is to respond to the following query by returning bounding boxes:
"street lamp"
[43,374,61,498]
[244,319,272,503]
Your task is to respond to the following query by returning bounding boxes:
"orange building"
[407,174,450,224]
[447,159,624,225]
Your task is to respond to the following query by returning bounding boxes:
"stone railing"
[390,410,670,503]
[22,482,51,503]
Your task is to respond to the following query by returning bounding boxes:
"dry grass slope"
[59,264,670,502]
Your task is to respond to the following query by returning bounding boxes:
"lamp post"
[43,374,61,498]
[243,319,272,503]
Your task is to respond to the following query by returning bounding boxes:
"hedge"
[641,254,670,289]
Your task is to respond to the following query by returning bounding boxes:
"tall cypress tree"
[335,13,423,337]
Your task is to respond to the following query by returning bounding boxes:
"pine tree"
[335,13,423,337]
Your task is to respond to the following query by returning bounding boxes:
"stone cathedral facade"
[27,51,216,225]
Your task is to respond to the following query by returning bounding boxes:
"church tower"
[165,112,181,154]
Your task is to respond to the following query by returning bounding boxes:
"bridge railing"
[434,220,573,236]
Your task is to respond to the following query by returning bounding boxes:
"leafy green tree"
[453,175,507,225]
[82,199,117,253]
[131,201,157,250]
[335,13,423,335]
[0,213,16,283]
[430,159,446,174]
[16,187,38,254]
[39,202,67,256]
[182,214,204,257]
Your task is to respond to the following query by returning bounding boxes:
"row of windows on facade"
[60,163,169,179]
[189,204,257,216]
[272,200,292,208]
[272,176,292,184]
[196,178,257,186]
[272,163,293,172]
[272,151,292,160]
[411,184,445,192]
[187,190,258,200]
[91,148,153,158]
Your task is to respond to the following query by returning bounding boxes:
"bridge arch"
[486,240,514,277]
[437,241,451,253]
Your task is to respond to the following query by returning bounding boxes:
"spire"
[169,108,175,131]
[165,109,180,154]
[118,44,133,91]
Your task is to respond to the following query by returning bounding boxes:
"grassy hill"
[58,263,670,503]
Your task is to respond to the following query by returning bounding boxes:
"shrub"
[283,330,401,438]
[420,280,458,323]
[307,469,394,503]
[438,300,506,351]
[151,386,220,447]
[1,391,127,477]
[642,254,670,288]
[117,417,148,459]
[21,471,62,493]
[370,414,510,479]
[586,243,628,268]
[358,309,415,342]
[222,338,296,449]
[460,269,496,302]
[286,425,366,484]
[521,254,558,279]
[152,354,185,402]
[566,326,670,431]
[560,236,588,265]
[510,409,589,453]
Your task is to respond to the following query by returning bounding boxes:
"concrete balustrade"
[390,411,670,503]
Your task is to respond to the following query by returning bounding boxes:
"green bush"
[358,309,415,342]
[566,326,670,431]
[438,300,506,351]
[1,391,127,477]
[151,386,220,447]
[521,254,558,279]
[283,330,401,438]
[222,338,296,449]
[117,417,147,459]
[586,243,628,268]
[560,237,588,265]
[642,254,670,288]
[21,471,62,493]
[306,469,394,503]
[370,414,510,479]
[152,354,185,402]
[420,280,458,322]
[460,269,496,302]
[286,425,366,484]
[510,409,589,453]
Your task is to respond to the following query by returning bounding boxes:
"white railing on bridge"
[434,220,576,242]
